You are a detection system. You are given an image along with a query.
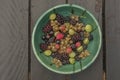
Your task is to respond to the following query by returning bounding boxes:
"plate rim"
[32,4,102,74]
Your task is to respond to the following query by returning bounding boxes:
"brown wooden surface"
[30,0,103,80]
[105,0,120,80]
[68,0,103,80]
[0,0,120,80]
[30,0,66,80]
[0,0,28,80]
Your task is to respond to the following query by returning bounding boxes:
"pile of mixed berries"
[40,13,93,67]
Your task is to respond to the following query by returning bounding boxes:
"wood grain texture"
[0,0,28,80]
[31,0,66,80]
[68,0,103,80]
[105,0,120,80]
[31,0,103,80]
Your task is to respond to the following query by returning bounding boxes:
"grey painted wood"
[68,0,103,80]
[31,0,103,80]
[31,0,66,80]
[105,0,120,80]
[0,0,28,80]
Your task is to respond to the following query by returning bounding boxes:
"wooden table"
[0,0,120,80]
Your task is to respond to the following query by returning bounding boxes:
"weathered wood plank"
[31,0,65,80]
[105,0,120,80]
[68,0,103,80]
[0,0,28,80]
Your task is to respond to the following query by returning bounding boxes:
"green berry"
[83,38,89,44]
[49,13,56,20]
[69,52,76,58]
[69,58,75,64]
[44,50,52,56]
[77,46,83,52]
[85,24,92,32]
[69,29,75,35]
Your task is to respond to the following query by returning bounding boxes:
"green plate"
[32,4,102,74]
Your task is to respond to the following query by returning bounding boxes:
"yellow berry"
[85,24,92,32]
[44,50,52,56]
[83,38,89,44]
[69,58,75,64]
[69,29,75,35]
[49,13,56,20]
[69,52,76,58]
[77,46,83,52]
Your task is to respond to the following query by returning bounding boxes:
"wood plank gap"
[65,0,68,4]
[28,0,31,80]
[102,0,106,80]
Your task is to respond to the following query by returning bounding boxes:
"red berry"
[59,25,65,31]
[55,44,60,49]
[66,47,72,54]
[56,33,64,40]
[75,42,81,47]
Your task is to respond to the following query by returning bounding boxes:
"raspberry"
[39,43,48,51]
[55,44,60,49]
[56,33,64,40]
[59,25,65,31]
[75,42,81,47]
[66,47,72,53]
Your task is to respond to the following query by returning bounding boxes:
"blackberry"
[43,22,52,33]
[75,56,80,61]
[48,37,55,43]
[39,43,48,51]
[49,31,54,36]
[64,16,70,22]
[83,44,87,50]
[56,40,60,44]
[62,60,68,65]
[56,14,65,24]
[66,60,70,64]
[80,36,84,41]
[71,44,76,50]
[71,34,81,43]
[79,31,84,37]
[88,34,93,41]
[56,54,62,61]
[79,31,84,41]
[70,19,77,25]
[46,34,51,39]
[42,35,46,40]
[62,53,69,60]
[51,52,57,58]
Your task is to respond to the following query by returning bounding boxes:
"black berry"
[56,40,60,44]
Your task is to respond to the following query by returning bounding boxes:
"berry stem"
[73,63,75,73]
[53,8,56,13]
[79,10,87,18]
[40,51,43,53]
[65,0,68,4]
[91,27,97,33]
[81,10,86,16]
[70,4,74,14]
[79,58,83,71]
[50,63,53,66]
